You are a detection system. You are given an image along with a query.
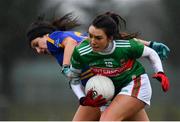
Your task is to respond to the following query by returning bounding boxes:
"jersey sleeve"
[48,31,87,48]
[64,31,87,43]
[48,31,64,48]
[129,38,144,58]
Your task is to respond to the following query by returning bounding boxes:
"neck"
[100,41,114,53]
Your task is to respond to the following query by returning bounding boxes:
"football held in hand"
[85,75,115,101]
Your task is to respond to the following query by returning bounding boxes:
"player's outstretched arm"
[142,46,170,92]
[134,38,170,60]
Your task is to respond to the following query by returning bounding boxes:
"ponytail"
[52,12,80,31]
[26,12,80,43]
[91,11,138,40]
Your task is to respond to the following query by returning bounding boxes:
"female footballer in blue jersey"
[26,12,170,121]
[68,11,170,121]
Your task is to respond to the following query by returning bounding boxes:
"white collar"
[97,41,116,55]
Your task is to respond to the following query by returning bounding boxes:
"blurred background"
[0,0,179,120]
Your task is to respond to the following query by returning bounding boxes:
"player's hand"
[61,65,70,76]
[79,89,107,107]
[153,72,170,92]
[149,41,170,60]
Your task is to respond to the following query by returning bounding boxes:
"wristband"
[149,41,154,48]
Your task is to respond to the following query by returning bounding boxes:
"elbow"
[142,46,160,59]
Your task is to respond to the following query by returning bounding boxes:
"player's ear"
[108,36,113,42]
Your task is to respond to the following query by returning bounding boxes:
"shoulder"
[115,39,143,47]
[74,39,92,55]
[48,31,63,40]
[115,40,131,48]
[64,31,88,43]
[47,31,64,48]
[76,39,90,48]
[129,38,144,47]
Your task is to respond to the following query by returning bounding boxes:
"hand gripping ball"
[85,75,115,100]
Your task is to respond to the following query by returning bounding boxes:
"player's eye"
[95,36,102,40]
[89,34,102,40]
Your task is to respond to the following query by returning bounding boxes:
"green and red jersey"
[71,39,145,88]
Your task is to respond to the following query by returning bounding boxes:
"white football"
[85,75,115,100]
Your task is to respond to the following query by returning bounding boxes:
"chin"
[92,48,101,52]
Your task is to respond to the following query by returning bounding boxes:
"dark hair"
[91,11,138,40]
[26,12,80,43]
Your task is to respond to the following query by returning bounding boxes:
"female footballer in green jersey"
[27,12,169,121]
[68,11,170,121]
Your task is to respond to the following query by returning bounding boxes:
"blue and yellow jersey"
[46,31,94,86]
[47,31,87,65]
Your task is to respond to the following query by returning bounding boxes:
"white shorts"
[100,74,152,111]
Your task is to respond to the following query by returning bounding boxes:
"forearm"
[67,66,85,99]
[141,46,169,93]
[62,38,77,65]
[70,82,85,99]
[134,38,170,60]
[142,46,170,92]
[141,46,164,73]
[134,38,150,46]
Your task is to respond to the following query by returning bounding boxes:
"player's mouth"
[91,46,99,51]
